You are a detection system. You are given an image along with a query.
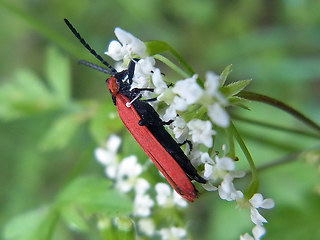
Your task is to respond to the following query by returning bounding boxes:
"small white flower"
[134,178,150,195]
[237,193,275,226]
[188,147,202,167]
[138,218,155,236]
[172,75,203,105]
[115,155,143,193]
[157,75,204,122]
[171,96,189,111]
[218,174,244,201]
[252,225,266,239]
[171,117,189,143]
[158,227,187,240]
[133,193,154,217]
[105,40,123,61]
[155,183,188,208]
[131,57,156,90]
[249,193,275,225]
[187,119,216,148]
[162,104,177,122]
[200,71,230,128]
[202,153,245,200]
[94,135,121,179]
[152,68,168,94]
[105,27,146,61]
[240,225,266,240]
[207,102,230,128]
[202,154,242,181]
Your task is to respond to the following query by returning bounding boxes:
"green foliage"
[221,79,252,98]
[3,176,132,240]
[56,176,132,216]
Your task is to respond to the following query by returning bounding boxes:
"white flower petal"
[135,178,150,195]
[260,198,275,209]
[134,194,154,217]
[138,219,155,236]
[94,148,115,165]
[172,96,188,111]
[252,225,266,239]
[107,134,122,152]
[152,68,168,94]
[207,103,230,128]
[215,156,235,171]
[114,27,146,58]
[218,176,243,201]
[119,156,142,177]
[203,163,214,179]
[172,75,203,104]
[172,117,188,142]
[187,119,216,148]
[135,57,155,75]
[155,183,171,206]
[250,208,267,225]
[202,182,218,191]
[230,170,246,179]
[105,40,123,61]
[205,71,220,95]
[240,233,254,240]
[249,193,264,208]
[162,105,177,122]
[115,155,143,193]
[105,166,117,179]
[201,152,214,164]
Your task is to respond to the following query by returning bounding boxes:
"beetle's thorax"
[107,76,120,96]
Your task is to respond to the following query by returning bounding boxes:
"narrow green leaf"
[228,96,250,110]
[220,79,252,98]
[57,176,133,217]
[220,64,232,85]
[237,91,320,132]
[46,46,71,102]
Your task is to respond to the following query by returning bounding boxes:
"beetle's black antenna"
[78,60,115,75]
[64,18,117,74]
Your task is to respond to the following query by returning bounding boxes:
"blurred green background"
[0,0,320,239]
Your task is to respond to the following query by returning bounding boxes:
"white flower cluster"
[95,135,188,239]
[100,28,275,240]
[189,144,275,239]
[105,28,229,150]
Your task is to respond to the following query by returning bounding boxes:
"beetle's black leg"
[179,140,193,152]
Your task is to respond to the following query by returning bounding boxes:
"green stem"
[166,46,195,77]
[153,54,189,79]
[233,114,320,139]
[240,129,299,152]
[230,121,259,197]
[145,40,195,77]
[237,91,320,132]
[255,152,301,172]
[226,127,236,159]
